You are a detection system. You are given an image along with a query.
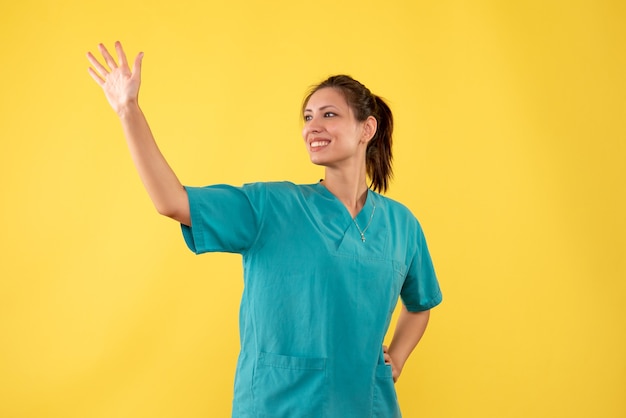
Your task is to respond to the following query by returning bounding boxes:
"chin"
[309,155,328,167]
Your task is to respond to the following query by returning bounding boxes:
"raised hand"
[87,42,144,116]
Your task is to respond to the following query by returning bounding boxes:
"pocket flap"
[259,352,326,371]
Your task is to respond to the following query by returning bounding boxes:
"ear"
[361,116,378,143]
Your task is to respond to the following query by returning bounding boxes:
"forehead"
[305,87,349,111]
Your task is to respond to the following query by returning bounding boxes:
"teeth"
[311,141,330,147]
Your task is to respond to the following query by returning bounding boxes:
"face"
[302,87,375,168]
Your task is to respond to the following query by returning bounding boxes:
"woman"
[87,41,442,418]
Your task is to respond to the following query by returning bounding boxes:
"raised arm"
[87,42,190,226]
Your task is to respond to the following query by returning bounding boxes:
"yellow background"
[1,0,624,417]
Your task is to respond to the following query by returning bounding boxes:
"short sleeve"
[181,183,265,254]
[400,223,442,312]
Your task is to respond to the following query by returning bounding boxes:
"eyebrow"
[303,105,339,113]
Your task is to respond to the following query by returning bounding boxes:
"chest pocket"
[333,255,407,322]
[253,352,327,417]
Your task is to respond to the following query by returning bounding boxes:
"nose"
[303,115,323,137]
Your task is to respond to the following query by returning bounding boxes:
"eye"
[324,112,336,118]
[304,114,312,122]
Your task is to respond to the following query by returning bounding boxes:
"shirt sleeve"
[181,183,265,254]
[400,222,442,312]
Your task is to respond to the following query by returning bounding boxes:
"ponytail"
[366,96,393,193]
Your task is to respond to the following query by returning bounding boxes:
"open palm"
[87,42,143,115]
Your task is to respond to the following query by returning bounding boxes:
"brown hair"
[302,75,394,193]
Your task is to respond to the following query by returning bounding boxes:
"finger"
[115,41,129,69]
[86,51,109,77]
[382,345,388,353]
[87,67,105,86]
[98,43,118,70]
[132,51,144,77]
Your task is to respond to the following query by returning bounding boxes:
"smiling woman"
[87,41,442,418]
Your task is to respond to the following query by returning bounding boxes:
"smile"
[310,140,330,149]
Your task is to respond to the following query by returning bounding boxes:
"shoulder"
[188,181,315,203]
[375,193,416,219]
[374,193,428,234]
[242,181,317,197]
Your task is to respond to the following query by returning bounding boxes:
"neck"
[322,168,369,218]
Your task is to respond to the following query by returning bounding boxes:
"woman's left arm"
[384,305,431,382]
